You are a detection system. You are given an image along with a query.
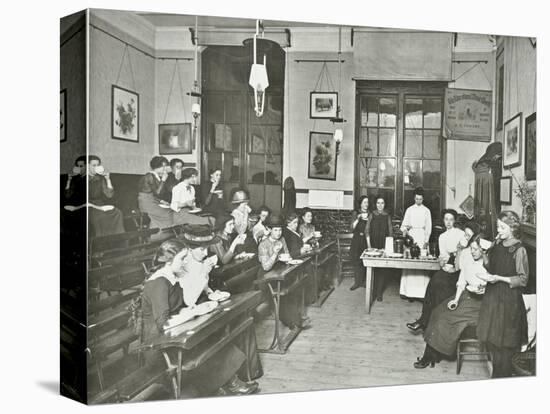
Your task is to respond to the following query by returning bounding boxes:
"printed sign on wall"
[443,88,492,142]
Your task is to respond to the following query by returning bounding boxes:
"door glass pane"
[207,152,222,174]
[229,124,241,152]
[423,130,441,159]
[379,97,397,127]
[225,95,241,123]
[251,95,283,125]
[365,96,378,127]
[248,183,265,210]
[405,129,422,157]
[264,185,281,213]
[423,190,441,220]
[211,123,236,151]
[378,129,396,156]
[405,98,423,129]
[267,129,282,155]
[423,160,441,189]
[404,159,422,189]
[207,123,222,152]
[265,155,282,185]
[360,128,377,157]
[224,153,240,182]
[248,154,265,184]
[403,189,415,214]
[424,98,442,129]
[378,158,396,188]
[361,157,378,188]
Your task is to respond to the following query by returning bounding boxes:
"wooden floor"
[254,275,491,394]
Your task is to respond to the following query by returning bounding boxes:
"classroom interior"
[60,9,537,404]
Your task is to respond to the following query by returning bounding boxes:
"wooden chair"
[336,233,355,284]
[456,325,492,375]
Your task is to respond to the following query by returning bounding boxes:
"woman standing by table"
[350,196,372,291]
[477,211,529,378]
[399,187,432,299]
[138,156,174,230]
[366,195,393,301]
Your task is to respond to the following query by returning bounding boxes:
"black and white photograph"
[57,5,539,408]
[159,123,192,154]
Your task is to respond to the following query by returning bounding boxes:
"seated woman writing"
[137,156,174,231]
[413,234,491,368]
[141,234,260,397]
[209,214,247,265]
[257,214,311,329]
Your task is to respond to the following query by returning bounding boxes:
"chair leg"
[456,342,461,375]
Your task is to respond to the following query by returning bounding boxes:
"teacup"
[279,253,291,262]
[314,231,322,238]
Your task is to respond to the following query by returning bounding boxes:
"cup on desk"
[314,231,322,238]
[420,248,428,258]
[278,253,291,262]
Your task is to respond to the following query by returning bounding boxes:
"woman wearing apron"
[477,211,529,378]
[350,196,372,291]
[399,187,432,299]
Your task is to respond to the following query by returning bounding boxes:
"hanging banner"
[443,88,492,142]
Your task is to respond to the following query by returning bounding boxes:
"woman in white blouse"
[407,209,465,332]
[399,187,432,299]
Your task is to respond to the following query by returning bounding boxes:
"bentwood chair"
[336,233,355,285]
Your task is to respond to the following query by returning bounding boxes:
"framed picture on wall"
[159,123,192,154]
[60,89,67,142]
[310,92,338,119]
[499,176,513,205]
[112,85,139,142]
[524,112,536,181]
[308,131,337,181]
[503,113,522,168]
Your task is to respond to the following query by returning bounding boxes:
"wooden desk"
[256,257,312,354]
[308,241,337,307]
[137,291,262,399]
[361,254,440,314]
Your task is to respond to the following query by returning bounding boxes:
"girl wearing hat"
[209,215,247,265]
[170,168,211,226]
[407,209,464,332]
[138,156,174,230]
[230,189,252,235]
[476,211,529,378]
[141,239,259,396]
[414,235,491,368]
[399,187,432,299]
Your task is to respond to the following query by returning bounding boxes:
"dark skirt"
[418,269,459,325]
[477,282,528,349]
[138,192,174,230]
[425,291,483,356]
[89,206,125,237]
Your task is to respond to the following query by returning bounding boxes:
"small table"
[255,257,312,354]
[136,291,262,399]
[361,253,440,314]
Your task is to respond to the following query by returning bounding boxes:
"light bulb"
[191,103,201,116]
[333,129,344,143]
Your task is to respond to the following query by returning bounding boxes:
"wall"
[60,12,86,173]
[499,36,537,216]
[445,33,495,212]
[88,11,156,174]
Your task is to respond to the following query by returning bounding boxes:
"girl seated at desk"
[209,214,247,265]
[298,208,317,243]
[141,234,261,396]
[258,215,311,330]
[414,234,490,368]
[138,156,174,231]
[170,168,212,226]
[283,212,313,258]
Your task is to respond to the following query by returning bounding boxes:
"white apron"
[399,226,430,298]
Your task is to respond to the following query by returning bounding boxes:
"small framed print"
[524,112,536,181]
[112,85,139,142]
[500,176,513,205]
[60,89,67,142]
[503,113,522,168]
[159,123,192,154]
[310,92,338,119]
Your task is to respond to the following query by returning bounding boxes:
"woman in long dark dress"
[141,238,260,396]
[137,156,174,230]
[350,196,372,291]
[202,168,226,216]
[477,211,529,378]
[366,195,393,301]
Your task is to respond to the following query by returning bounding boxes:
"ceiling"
[137,12,343,29]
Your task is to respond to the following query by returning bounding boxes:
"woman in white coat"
[399,187,432,299]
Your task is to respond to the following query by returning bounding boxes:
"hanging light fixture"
[331,27,346,155]
[248,20,270,117]
[189,16,202,138]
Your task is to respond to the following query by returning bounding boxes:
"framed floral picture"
[159,123,192,154]
[308,131,337,180]
[524,112,536,181]
[112,85,139,142]
[503,113,522,168]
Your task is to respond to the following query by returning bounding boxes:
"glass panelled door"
[356,83,445,219]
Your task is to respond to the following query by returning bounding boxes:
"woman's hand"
[447,299,459,311]
[476,273,498,284]
[210,180,218,191]
[231,233,246,249]
[161,170,168,182]
[273,242,283,253]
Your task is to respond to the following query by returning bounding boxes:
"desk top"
[257,256,313,284]
[210,255,258,280]
[139,291,262,351]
